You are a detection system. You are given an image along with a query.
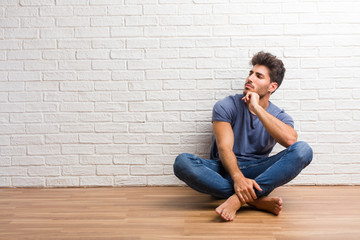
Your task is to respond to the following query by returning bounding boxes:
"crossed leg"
[174,142,313,222]
[215,141,312,221]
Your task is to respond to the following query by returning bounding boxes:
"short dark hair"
[251,51,285,92]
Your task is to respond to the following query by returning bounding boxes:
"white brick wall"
[1,0,360,187]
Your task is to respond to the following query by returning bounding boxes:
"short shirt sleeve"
[212,96,236,124]
[276,109,294,128]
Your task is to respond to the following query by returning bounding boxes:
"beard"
[243,84,268,99]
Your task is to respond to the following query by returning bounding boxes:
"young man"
[173,51,313,221]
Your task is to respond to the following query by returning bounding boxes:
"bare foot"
[215,194,242,221]
[248,196,283,215]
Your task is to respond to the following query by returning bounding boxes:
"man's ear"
[269,82,278,94]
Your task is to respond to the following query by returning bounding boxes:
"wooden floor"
[1,186,360,240]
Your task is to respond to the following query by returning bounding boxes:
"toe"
[222,212,230,221]
[215,207,222,215]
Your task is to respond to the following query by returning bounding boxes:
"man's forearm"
[253,105,297,147]
[219,148,262,204]
[218,149,244,180]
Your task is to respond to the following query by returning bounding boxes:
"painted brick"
[79,134,112,144]
[27,124,59,134]
[39,7,72,17]
[58,39,92,49]
[0,178,11,187]
[46,155,79,165]
[111,27,142,37]
[161,38,195,48]
[164,123,197,133]
[79,71,110,81]
[47,177,79,187]
[97,165,129,176]
[28,166,60,177]
[129,102,162,112]
[90,17,124,27]
[5,29,38,39]
[59,60,91,70]
[114,134,145,144]
[144,5,177,15]
[91,60,126,70]
[0,18,20,28]
[115,176,146,186]
[45,134,78,144]
[111,49,143,60]
[146,112,179,122]
[164,101,196,111]
[28,144,60,155]
[60,103,94,112]
[62,145,94,155]
[0,146,26,156]
[318,111,351,121]
[112,71,144,81]
[114,155,146,165]
[6,7,39,16]
[108,6,142,16]
[0,136,10,145]
[181,112,211,122]
[79,93,111,102]
[146,91,179,101]
[80,176,113,186]
[13,177,45,187]
[94,82,127,91]
[94,123,127,133]
[146,155,175,165]
[148,175,184,186]
[92,39,124,49]
[56,17,89,27]
[180,48,213,58]
[146,135,179,144]
[42,50,75,60]
[125,16,158,26]
[43,92,76,103]
[45,113,78,123]
[80,155,112,165]
[11,135,43,145]
[60,123,94,133]
[74,6,106,16]
[130,165,163,175]
[113,113,145,122]
[129,123,162,133]
[95,144,128,154]
[112,92,145,102]
[0,40,21,49]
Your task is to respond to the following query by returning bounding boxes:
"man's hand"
[233,176,262,205]
[242,92,260,113]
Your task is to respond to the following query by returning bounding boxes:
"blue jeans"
[173,141,313,199]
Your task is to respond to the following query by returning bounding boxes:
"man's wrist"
[232,172,244,181]
[253,104,264,115]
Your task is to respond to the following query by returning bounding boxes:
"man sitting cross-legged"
[173,51,313,221]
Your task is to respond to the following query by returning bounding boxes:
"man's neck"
[259,97,270,110]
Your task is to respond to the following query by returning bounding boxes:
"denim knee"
[173,153,192,178]
[291,141,313,167]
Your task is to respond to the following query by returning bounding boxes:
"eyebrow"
[249,70,265,77]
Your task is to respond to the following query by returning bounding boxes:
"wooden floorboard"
[1,186,360,240]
